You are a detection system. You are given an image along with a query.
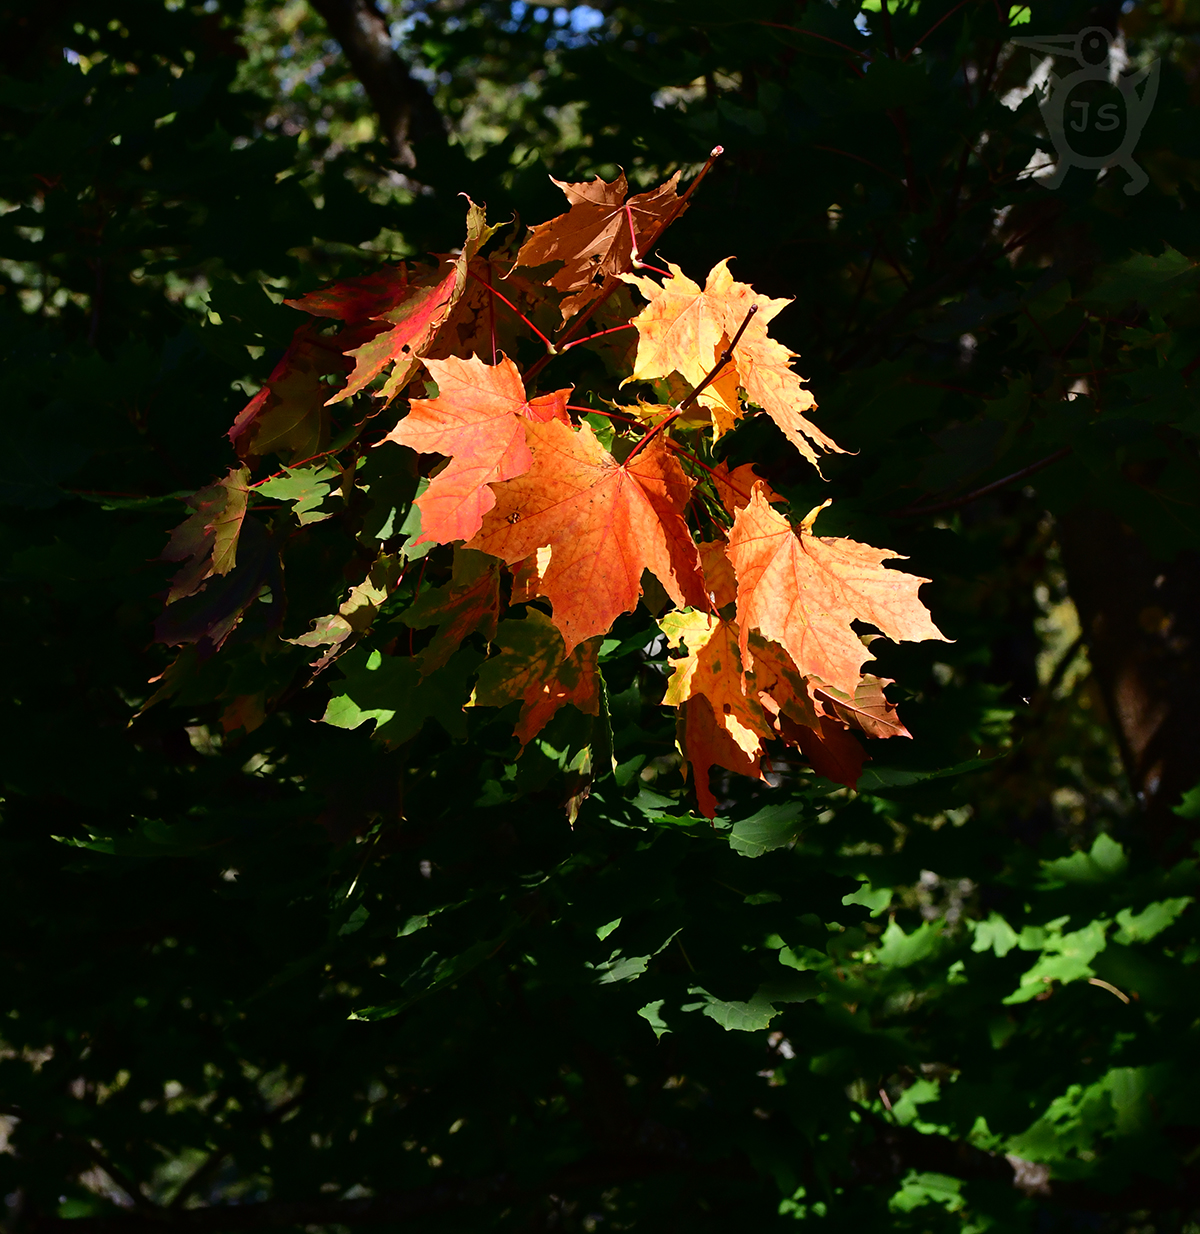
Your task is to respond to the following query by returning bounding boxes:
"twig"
[756,20,870,59]
[625,306,757,464]
[891,446,1072,517]
[678,306,758,412]
[904,0,977,61]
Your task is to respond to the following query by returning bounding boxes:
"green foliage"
[4,1,1200,1232]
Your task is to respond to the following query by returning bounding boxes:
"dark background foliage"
[3,0,1200,1230]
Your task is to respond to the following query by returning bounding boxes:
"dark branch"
[307,0,445,168]
[890,446,1073,518]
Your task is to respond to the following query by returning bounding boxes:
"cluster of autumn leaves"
[162,160,946,816]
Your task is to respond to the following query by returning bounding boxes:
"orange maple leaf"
[473,608,600,748]
[623,260,844,469]
[382,355,571,545]
[468,419,707,653]
[515,171,684,321]
[661,608,773,816]
[728,483,948,699]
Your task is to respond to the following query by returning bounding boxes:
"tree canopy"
[3,1,1200,1231]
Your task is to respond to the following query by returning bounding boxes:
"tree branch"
[308,0,444,168]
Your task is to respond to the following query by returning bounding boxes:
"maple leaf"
[403,548,500,673]
[381,355,571,545]
[429,251,548,363]
[228,325,343,465]
[515,171,685,321]
[744,632,822,733]
[782,713,866,789]
[467,419,707,653]
[328,201,498,407]
[284,265,413,323]
[699,539,738,609]
[710,461,783,517]
[323,646,483,748]
[728,483,947,699]
[473,608,601,748]
[812,674,911,740]
[162,466,251,603]
[623,260,844,469]
[661,609,773,816]
[289,554,403,665]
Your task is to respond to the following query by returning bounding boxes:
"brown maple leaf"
[382,355,571,546]
[623,260,844,469]
[812,674,911,740]
[515,171,684,322]
[728,483,948,699]
[329,201,498,407]
[473,608,601,748]
[467,420,707,653]
[429,252,548,363]
[709,461,784,517]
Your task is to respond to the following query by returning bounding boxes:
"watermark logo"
[1012,26,1159,195]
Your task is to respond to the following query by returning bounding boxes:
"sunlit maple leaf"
[623,260,844,469]
[381,355,571,545]
[709,461,783,517]
[403,548,500,673]
[162,466,251,603]
[468,420,707,652]
[329,201,499,407]
[660,608,773,816]
[728,483,947,699]
[699,539,738,609]
[284,265,414,324]
[473,608,601,748]
[515,170,684,321]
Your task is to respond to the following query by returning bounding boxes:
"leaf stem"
[467,269,557,354]
[559,323,636,353]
